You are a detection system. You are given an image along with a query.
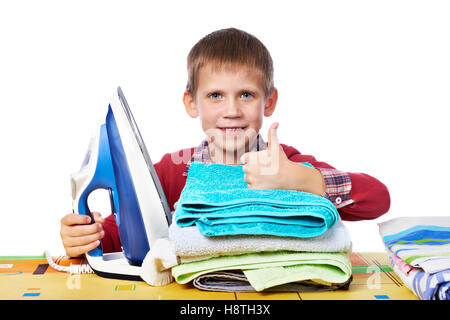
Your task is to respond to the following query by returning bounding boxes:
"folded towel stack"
[168,162,353,292]
[378,216,450,300]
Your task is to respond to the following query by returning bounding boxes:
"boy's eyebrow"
[238,88,258,93]
[204,88,224,93]
[202,86,261,93]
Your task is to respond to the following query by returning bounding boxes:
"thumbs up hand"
[240,122,289,189]
[240,122,327,194]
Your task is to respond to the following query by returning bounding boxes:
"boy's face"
[184,63,277,162]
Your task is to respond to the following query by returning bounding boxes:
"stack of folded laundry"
[165,162,353,292]
[378,216,450,300]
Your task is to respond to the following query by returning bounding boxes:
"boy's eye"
[241,92,254,99]
[208,92,222,100]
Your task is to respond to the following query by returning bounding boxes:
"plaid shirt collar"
[182,134,268,177]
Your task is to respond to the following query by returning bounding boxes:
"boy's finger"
[91,212,105,223]
[240,152,249,164]
[66,240,101,258]
[63,231,105,247]
[63,222,103,237]
[268,122,279,153]
[61,213,91,226]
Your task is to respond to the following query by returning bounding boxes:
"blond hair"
[186,28,274,98]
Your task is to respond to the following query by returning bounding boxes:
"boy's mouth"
[217,126,247,136]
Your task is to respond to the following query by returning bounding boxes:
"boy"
[60,28,390,257]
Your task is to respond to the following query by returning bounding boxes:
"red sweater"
[101,144,390,253]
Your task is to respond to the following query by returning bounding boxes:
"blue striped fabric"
[384,225,450,246]
[380,217,450,300]
[389,255,450,300]
[381,225,450,269]
[410,269,450,300]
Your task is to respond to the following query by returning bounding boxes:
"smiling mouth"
[218,127,247,136]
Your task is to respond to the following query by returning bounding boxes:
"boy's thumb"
[91,212,105,223]
[240,152,248,165]
[268,122,279,152]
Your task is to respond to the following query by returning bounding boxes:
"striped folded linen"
[379,216,450,300]
[388,253,450,300]
[390,252,417,275]
[379,216,450,273]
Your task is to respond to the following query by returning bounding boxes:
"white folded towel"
[140,238,179,286]
[169,219,352,261]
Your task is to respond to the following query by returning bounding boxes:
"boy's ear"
[263,87,278,117]
[183,90,199,118]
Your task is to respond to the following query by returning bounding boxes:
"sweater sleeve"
[101,214,122,253]
[282,144,390,221]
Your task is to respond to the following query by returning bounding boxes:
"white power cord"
[44,250,94,275]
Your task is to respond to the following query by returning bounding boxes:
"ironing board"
[0,252,418,300]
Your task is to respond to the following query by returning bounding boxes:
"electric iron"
[71,87,172,281]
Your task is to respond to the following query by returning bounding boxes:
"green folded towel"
[171,251,352,291]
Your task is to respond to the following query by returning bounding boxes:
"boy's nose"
[223,99,242,118]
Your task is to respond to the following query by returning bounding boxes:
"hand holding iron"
[60,212,105,257]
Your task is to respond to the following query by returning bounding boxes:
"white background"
[1,0,449,256]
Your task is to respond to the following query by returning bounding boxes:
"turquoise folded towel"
[175,162,339,238]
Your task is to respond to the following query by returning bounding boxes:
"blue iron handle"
[77,124,119,257]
